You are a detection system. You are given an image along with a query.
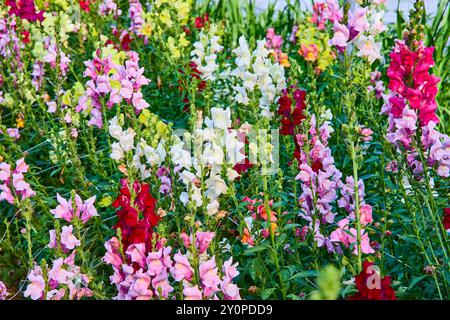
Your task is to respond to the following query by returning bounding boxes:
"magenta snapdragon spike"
[383,40,450,177]
[6,0,44,22]
[387,40,440,126]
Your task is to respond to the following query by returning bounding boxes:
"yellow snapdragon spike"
[159,9,173,28]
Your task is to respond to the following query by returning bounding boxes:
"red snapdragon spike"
[120,34,133,51]
[21,30,30,44]
[348,261,396,300]
[112,180,160,252]
[79,0,90,12]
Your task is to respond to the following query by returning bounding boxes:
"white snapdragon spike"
[168,107,245,216]
[230,35,286,118]
[191,26,224,81]
[129,138,168,180]
[108,116,137,163]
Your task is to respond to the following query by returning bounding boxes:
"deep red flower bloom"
[443,208,450,231]
[277,88,306,136]
[194,14,209,29]
[348,261,396,300]
[6,0,44,22]
[79,0,91,12]
[233,135,254,176]
[112,179,160,252]
[21,30,30,44]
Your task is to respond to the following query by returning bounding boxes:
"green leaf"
[243,244,269,256]
[261,288,276,300]
[289,270,319,281]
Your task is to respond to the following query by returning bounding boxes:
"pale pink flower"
[126,243,147,268]
[199,257,220,297]
[360,204,373,225]
[0,281,9,300]
[195,231,215,253]
[24,266,45,300]
[183,283,203,300]
[60,225,81,250]
[171,251,194,282]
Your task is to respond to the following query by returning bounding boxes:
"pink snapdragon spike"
[24,266,46,300]
[77,48,150,128]
[24,255,93,300]
[171,251,194,282]
[199,257,221,297]
[387,41,440,126]
[6,0,44,22]
[296,115,342,250]
[0,158,35,204]
[311,0,342,30]
[48,225,81,252]
[0,281,9,300]
[128,0,144,36]
[103,234,242,300]
[50,193,98,223]
[329,22,349,50]
[195,231,215,254]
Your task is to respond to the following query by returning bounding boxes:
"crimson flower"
[277,88,306,136]
[112,179,160,252]
[348,261,396,300]
[443,208,450,231]
[194,14,209,29]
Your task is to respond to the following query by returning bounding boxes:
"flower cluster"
[311,0,342,30]
[348,261,396,300]
[50,192,98,224]
[329,3,386,63]
[387,41,440,126]
[104,231,240,300]
[6,0,44,22]
[383,41,450,177]
[112,179,160,251]
[241,195,278,245]
[230,35,286,118]
[191,26,224,81]
[170,107,245,216]
[0,158,35,204]
[266,28,290,67]
[24,253,93,300]
[109,116,137,162]
[0,15,23,67]
[77,47,150,128]
[99,0,122,17]
[295,115,343,251]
